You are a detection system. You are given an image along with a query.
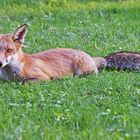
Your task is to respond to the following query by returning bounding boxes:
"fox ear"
[12,24,28,43]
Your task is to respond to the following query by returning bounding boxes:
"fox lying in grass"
[0,24,139,83]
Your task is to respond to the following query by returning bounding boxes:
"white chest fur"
[0,63,24,81]
[0,53,24,81]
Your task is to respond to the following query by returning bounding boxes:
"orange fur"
[18,48,99,81]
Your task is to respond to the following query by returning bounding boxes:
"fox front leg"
[20,77,39,85]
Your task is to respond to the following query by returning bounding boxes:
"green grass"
[0,0,140,139]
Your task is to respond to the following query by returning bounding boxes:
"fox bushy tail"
[94,51,140,71]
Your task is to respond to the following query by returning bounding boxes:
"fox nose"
[0,62,2,68]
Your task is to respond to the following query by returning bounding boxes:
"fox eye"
[7,49,13,53]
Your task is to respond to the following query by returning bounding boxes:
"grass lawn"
[0,0,140,139]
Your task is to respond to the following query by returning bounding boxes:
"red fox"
[0,24,139,84]
[0,24,105,83]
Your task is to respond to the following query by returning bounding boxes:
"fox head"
[0,24,27,68]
